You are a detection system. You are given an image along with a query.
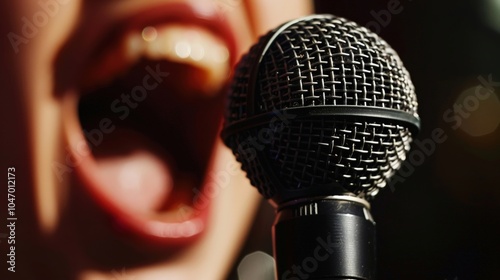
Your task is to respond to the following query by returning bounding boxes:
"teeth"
[84,25,230,96]
[140,25,230,95]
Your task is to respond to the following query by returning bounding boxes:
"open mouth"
[59,4,236,243]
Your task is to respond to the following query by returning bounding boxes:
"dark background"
[229,0,500,279]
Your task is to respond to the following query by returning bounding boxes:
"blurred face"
[1,0,311,279]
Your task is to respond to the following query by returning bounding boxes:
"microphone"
[222,14,419,280]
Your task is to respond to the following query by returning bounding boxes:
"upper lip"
[55,2,237,94]
[58,2,237,245]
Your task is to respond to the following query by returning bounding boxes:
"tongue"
[93,128,173,215]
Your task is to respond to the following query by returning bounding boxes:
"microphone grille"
[223,15,419,203]
[227,15,418,122]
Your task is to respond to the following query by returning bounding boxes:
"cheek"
[215,1,254,61]
[6,1,82,59]
[245,0,313,36]
[6,1,83,234]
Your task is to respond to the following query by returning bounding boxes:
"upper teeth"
[84,25,230,96]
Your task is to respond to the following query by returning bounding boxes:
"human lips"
[59,2,237,245]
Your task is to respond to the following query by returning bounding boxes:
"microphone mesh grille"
[224,15,418,201]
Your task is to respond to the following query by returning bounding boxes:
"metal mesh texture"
[224,15,418,201]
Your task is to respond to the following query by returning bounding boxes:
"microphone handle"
[273,197,376,280]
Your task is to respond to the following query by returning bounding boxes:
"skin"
[1,0,312,279]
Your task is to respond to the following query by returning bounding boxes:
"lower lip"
[112,199,211,246]
[74,154,215,246]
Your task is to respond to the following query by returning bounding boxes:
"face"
[1,0,312,279]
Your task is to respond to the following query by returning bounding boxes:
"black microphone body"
[222,15,419,280]
[275,198,376,279]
